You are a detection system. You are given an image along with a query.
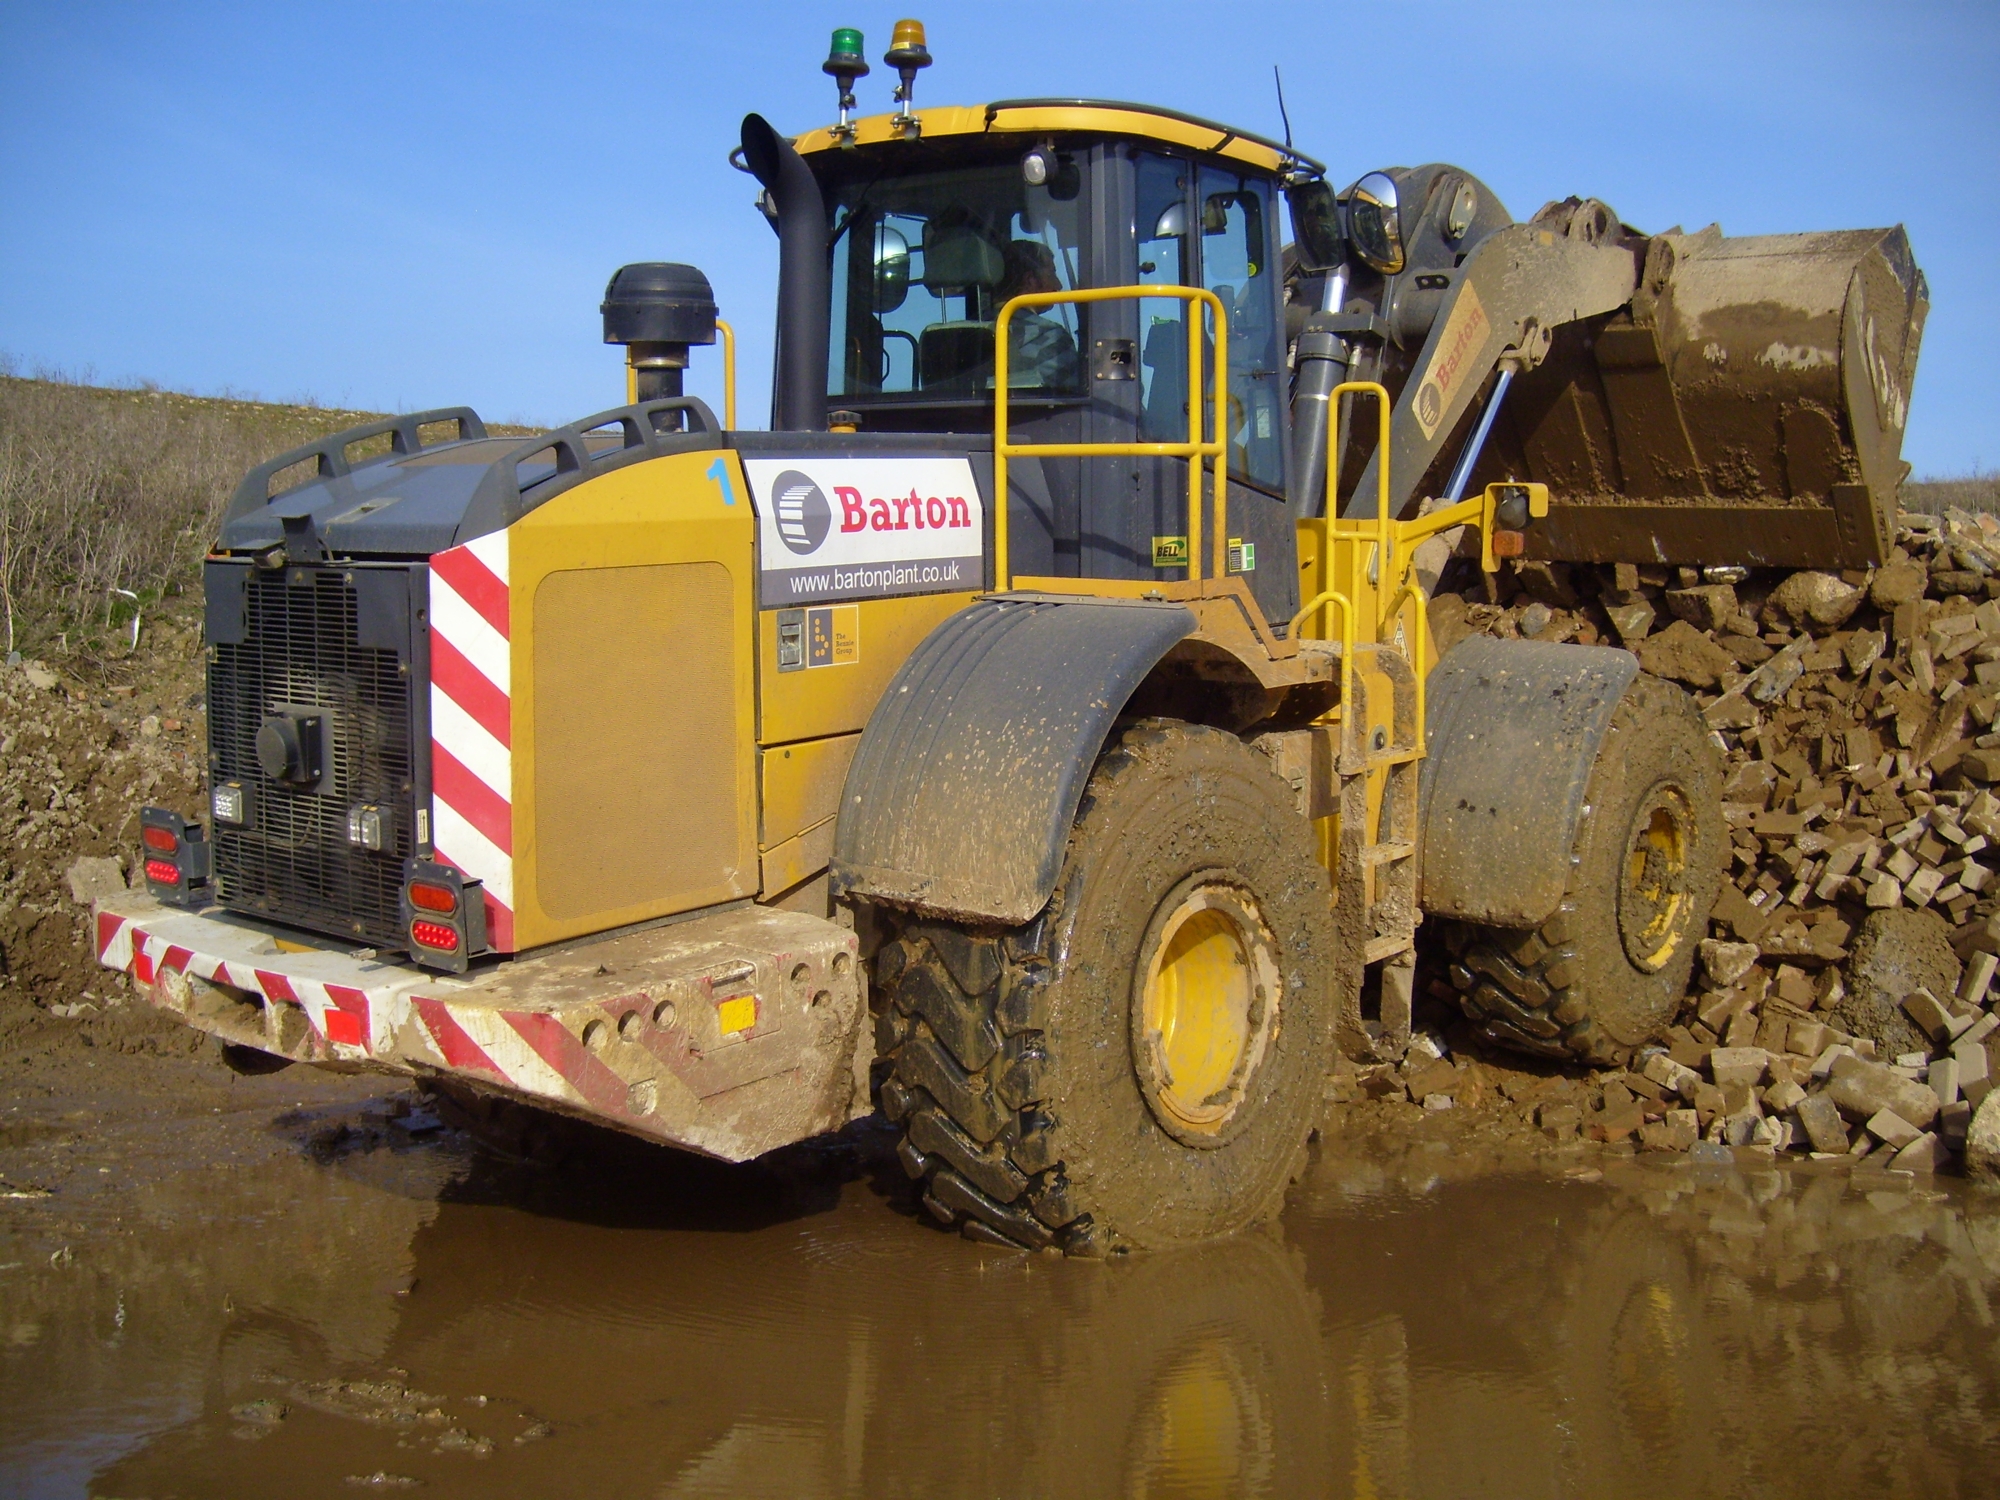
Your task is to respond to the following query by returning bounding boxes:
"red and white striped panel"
[95,909,395,1056]
[428,530,516,950]
[96,903,656,1126]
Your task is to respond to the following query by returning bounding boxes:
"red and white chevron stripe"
[92,891,863,1161]
[96,908,388,1055]
[428,530,515,950]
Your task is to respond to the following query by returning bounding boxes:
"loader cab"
[792,103,1308,623]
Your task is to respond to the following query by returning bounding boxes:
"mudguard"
[1419,636,1641,929]
[831,595,1196,924]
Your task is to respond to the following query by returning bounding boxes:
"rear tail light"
[401,857,487,974]
[139,807,212,909]
[407,881,457,914]
[409,919,461,952]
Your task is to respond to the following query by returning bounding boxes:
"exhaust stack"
[740,113,830,433]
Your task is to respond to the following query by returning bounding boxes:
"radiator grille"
[208,566,417,948]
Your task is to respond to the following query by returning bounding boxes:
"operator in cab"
[998,239,1079,390]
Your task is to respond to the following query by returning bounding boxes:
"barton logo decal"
[744,455,985,609]
[771,470,833,555]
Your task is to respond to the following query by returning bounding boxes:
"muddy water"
[4,1096,1999,1499]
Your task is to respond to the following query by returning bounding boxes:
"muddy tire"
[874,720,1338,1255]
[1446,674,1723,1067]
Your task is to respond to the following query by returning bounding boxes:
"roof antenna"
[1273,65,1294,154]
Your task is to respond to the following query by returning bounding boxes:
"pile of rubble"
[1422,509,2000,1179]
[0,614,208,1052]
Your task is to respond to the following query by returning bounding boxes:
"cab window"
[827,162,1086,400]
[1136,156,1194,450]
[1135,154,1283,493]
[1199,165,1283,492]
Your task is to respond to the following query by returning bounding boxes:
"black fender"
[1419,635,1642,929]
[831,595,1196,924]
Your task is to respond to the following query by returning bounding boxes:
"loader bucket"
[1498,224,1926,569]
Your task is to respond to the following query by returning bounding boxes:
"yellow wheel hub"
[1127,1338,1268,1498]
[1134,881,1280,1143]
[1619,786,1695,973]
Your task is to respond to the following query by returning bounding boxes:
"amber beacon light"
[885,18,931,133]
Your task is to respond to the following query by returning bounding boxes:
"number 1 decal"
[705,456,737,507]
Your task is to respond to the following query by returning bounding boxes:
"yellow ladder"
[1290,382,1434,1053]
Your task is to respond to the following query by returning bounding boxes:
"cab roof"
[793,98,1323,177]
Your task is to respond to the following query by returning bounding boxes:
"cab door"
[1114,152,1295,622]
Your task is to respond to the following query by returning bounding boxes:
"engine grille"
[208,566,418,949]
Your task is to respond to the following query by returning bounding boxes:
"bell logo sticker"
[771,470,832,555]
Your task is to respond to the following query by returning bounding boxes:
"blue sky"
[2,1,1994,474]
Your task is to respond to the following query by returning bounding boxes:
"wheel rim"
[1134,880,1281,1144]
[1617,784,1696,973]
[1127,1337,1268,1498]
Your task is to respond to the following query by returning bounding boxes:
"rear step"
[94,895,867,1162]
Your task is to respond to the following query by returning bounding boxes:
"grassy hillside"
[0,375,536,660]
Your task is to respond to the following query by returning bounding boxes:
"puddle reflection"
[3,1115,1996,1498]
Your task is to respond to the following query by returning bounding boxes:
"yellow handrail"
[1325,380,1396,626]
[716,319,737,430]
[623,320,737,430]
[1377,580,1428,748]
[1312,380,1424,763]
[994,285,1227,592]
[1288,588,1355,722]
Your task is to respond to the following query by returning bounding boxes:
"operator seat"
[918,221,1005,391]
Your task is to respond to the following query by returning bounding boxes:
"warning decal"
[1411,281,1492,441]
[743,455,985,608]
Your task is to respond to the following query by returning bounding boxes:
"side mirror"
[874,224,910,313]
[1344,171,1405,275]
[1285,180,1343,273]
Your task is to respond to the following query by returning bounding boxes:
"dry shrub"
[1904,472,2000,518]
[0,371,387,656]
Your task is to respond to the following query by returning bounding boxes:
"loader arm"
[1339,212,1642,522]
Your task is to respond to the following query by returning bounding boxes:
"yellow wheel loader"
[97,23,1924,1252]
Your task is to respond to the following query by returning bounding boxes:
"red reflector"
[408,882,457,914]
[144,857,181,885]
[142,825,179,853]
[410,919,460,952]
[1490,529,1527,559]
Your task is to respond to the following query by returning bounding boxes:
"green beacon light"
[823,27,869,140]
